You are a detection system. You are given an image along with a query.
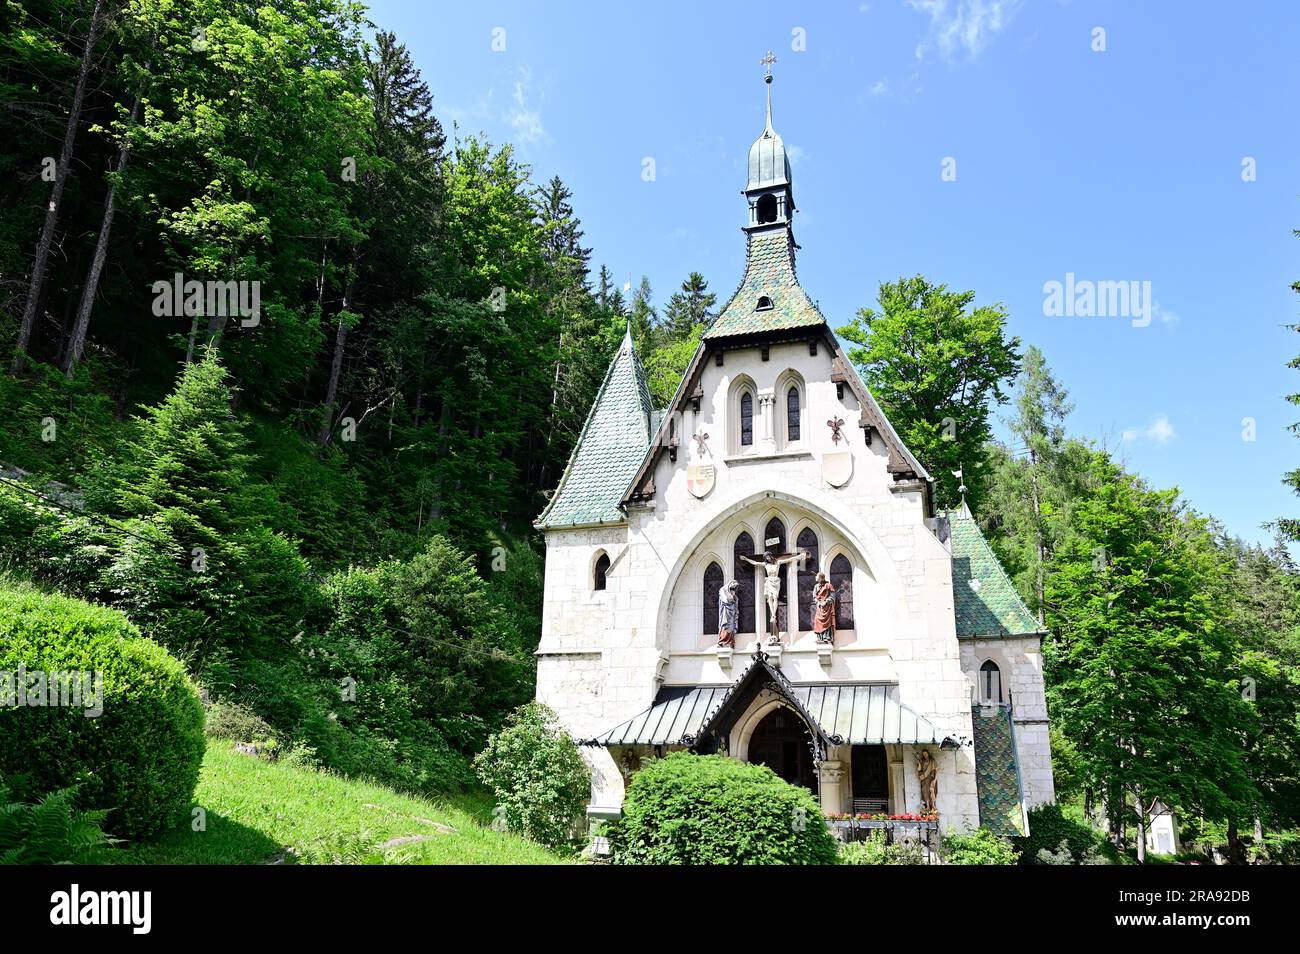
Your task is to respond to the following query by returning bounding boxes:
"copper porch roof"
[582,681,948,747]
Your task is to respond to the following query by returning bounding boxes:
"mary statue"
[718,580,739,647]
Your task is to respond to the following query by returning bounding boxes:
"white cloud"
[870,79,889,96]
[907,0,1022,60]
[1151,300,1179,325]
[1121,414,1176,445]
[785,143,808,164]
[508,66,545,145]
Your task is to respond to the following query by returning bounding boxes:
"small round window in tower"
[756,296,773,311]
[756,193,778,224]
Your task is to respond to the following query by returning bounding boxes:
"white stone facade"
[536,338,1052,833]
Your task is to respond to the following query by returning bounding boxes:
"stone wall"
[959,635,1056,808]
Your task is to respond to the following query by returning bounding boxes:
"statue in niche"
[916,748,939,813]
[717,579,738,647]
[812,571,836,645]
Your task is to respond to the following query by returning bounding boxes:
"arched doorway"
[747,706,817,794]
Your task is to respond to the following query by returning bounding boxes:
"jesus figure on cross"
[740,548,810,644]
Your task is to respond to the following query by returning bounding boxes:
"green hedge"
[0,585,205,839]
[607,752,838,865]
[1013,802,1114,864]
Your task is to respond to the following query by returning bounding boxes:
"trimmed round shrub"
[607,752,839,865]
[0,585,205,839]
[473,702,590,852]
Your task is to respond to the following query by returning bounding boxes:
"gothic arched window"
[786,386,801,442]
[756,193,777,224]
[796,528,818,631]
[830,553,854,630]
[703,561,723,635]
[980,660,1002,703]
[764,518,788,632]
[740,391,753,447]
[733,532,756,634]
[593,553,610,591]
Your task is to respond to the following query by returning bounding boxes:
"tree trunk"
[64,85,145,379]
[316,253,358,447]
[1134,799,1147,865]
[1227,819,1245,865]
[10,0,108,374]
[184,312,200,364]
[1029,449,1046,626]
[316,313,349,446]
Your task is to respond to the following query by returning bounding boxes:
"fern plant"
[0,777,118,864]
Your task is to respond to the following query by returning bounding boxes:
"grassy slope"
[122,745,569,865]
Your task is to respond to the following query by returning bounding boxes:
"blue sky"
[367,0,1300,546]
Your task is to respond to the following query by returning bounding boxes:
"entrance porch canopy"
[579,653,952,749]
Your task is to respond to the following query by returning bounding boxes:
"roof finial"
[953,467,972,518]
[760,50,777,133]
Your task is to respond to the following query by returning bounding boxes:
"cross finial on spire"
[760,51,777,133]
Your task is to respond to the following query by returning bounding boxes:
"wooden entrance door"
[748,707,817,793]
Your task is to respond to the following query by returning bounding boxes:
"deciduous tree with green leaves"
[839,276,1020,511]
[1044,450,1255,862]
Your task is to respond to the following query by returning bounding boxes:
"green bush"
[1014,803,1113,865]
[204,700,277,746]
[607,752,839,865]
[473,702,590,853]
[941,826,1018,865]
[838,830,926,865]
[0,585,206,839]
[0,775,117,863]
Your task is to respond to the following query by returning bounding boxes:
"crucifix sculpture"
[739,546,810,645]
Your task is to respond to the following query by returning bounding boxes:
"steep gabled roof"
[617,324,932,512]
[535,329,653,529]
[950,510,1042,638]
[703,228,826,339]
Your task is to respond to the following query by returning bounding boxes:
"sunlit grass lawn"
[121,744,571,865]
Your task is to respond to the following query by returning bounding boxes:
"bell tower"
[745,52,795,232]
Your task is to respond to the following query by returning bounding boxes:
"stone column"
[757,389,776,452]
[889,748,906,814]
[817,759,845,815]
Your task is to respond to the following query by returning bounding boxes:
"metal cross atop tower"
[760,50,777,78]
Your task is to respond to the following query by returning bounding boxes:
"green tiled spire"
[972,703,1027,836]
[950,511,1041,638]
[703,228,827,339]
[705,67,823,341]
[535,328,653,529]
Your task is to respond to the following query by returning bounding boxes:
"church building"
[534,69,1054,839]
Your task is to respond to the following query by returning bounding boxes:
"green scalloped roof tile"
[703,228,826,339]
[535,331,652,529]
[973,704,1027,837]
[951,512,1041,638]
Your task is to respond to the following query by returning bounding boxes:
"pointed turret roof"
[949,509,1042,638]
[535,327,653,529]
[746,74,793,193]
[707,69,819,339]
